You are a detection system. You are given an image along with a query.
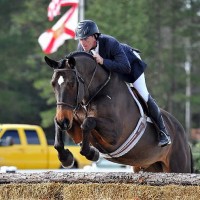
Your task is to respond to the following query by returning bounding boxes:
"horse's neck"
[78,61,109,97]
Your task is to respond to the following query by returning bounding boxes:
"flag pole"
[79,0,84,21]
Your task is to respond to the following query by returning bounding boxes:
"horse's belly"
[107,143,165,167]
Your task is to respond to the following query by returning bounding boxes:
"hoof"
[86,146,100,161]
[61,159,74,169]
[58,149,74,168]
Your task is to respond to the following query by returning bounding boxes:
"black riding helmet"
[75,20,100,40]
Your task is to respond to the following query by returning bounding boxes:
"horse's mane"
[65,51,94,60]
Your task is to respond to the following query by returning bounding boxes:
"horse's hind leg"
[54,119,74,168]
[167,147,193,173]
[80,117,100,161]
[145,162,164,172]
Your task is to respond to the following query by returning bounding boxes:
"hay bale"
[0,183,63,200]
[63,183,200,200]
[0,183,200,200]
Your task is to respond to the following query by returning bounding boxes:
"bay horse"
[44,52,193,173]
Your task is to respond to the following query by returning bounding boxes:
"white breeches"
[132,73,149,102]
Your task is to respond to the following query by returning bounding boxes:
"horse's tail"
[189,144,194,173]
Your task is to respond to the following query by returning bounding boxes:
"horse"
[44,51,193,173]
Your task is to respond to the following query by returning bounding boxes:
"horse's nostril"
[64,118,72,129]
[56,118,71,130]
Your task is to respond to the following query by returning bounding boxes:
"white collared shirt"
[92,41,99,54]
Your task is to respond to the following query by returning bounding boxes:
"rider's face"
[79,35,96,52]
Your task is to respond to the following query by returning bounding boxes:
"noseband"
[54,61,111,111]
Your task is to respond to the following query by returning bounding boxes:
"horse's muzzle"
[56,118,71,130]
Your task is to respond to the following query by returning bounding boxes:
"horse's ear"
[67,57,76,69]
[44,56,59,69]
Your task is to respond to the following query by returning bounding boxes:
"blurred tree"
[0,1,48,124]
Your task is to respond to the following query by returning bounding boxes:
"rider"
[74,19,171,147]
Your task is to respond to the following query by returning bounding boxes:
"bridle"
[54,68,84,111]
[54,61,111,111]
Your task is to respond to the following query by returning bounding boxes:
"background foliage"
[0,0,200,168]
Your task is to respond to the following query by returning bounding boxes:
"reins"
[83,71,111,107]
[54,58,111,111]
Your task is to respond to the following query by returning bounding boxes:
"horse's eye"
[51,80,56,87]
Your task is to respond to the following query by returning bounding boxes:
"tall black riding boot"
[147,95,171,147]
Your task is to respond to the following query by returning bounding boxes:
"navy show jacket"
[77,34,147,83]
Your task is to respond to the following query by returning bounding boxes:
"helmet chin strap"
[94,33,99,39]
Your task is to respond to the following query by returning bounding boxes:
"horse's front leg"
[54,119,74,168]
[80,117,100,161]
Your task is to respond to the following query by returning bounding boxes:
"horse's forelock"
[57,59,66,69]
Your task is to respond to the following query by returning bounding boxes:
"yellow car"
[0,124,91,169]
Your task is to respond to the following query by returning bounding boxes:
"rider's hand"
[92,53,103,65]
